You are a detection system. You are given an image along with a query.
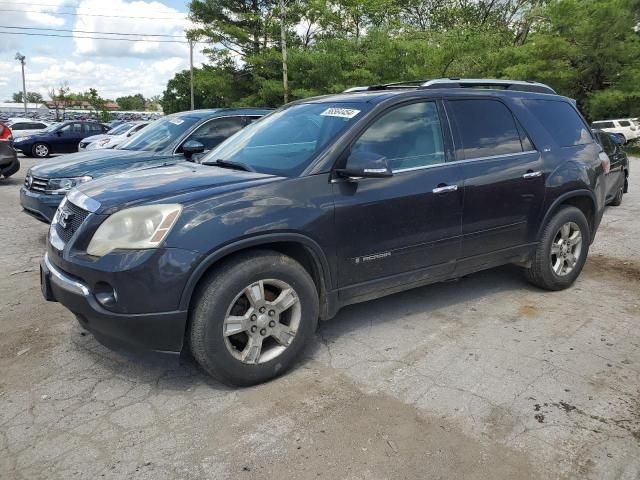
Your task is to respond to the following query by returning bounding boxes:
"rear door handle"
[432,185,458,194]
[522,171,543,179]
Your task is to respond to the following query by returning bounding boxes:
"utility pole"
[15,52,27,115]
[189,39,195,111]
[280,0,289,104]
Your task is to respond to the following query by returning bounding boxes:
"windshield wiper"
[202,158,255,172]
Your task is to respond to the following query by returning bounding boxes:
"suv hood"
[76,162,279,213]
[29,149,168,178]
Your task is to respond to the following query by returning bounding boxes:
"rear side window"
[447,99,523,159]
[524,99,592,147]
[592,121,615,129]
[618,120,631,127]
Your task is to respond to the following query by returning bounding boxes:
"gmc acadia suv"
[39,79,609,386]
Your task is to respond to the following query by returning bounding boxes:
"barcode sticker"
[320,108,361,119]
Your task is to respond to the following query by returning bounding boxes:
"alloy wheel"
[550,221,582,276]
[34,144,48,157]
[222,279,301,364]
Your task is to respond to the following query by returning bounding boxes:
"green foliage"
[11,91,44,103]
[86,88,110,122]
[161,0,640,120]
[116,93,146,111]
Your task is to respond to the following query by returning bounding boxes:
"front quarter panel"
[166,173,336,288]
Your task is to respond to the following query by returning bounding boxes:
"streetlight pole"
[189,39,195,111]
[15,52,27,115]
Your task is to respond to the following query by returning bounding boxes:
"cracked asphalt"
[1,155,639,480]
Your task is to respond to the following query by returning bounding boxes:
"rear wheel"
[189,250,319,386]
[32,143,49,158]
[524,206,590,291]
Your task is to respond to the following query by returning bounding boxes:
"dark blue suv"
[39,79,609,386]
[13,121,110,158]
[20,109,270,222]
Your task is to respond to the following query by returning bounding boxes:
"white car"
[7,118,50,137]
[591,119,639,143]
[78,121,149,151]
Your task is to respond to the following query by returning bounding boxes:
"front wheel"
[524,206,590,291]
[189,250,319,386]
[31,143,49,158]
[609,184,624,206]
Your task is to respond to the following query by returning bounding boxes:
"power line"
[0,25,186,38]
[0,0,185,14]
[0,30,187,43]
[0,7,187,20]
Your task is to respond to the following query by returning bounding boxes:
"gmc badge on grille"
[59,210,74,229]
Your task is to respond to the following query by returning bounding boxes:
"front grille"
[25,174,49,193]
[55,201,89,244]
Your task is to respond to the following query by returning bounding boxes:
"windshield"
[108,122,134,136]
[117,115,200,152]
[200,103,368,176]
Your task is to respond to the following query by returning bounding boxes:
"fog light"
[95,282,117,308]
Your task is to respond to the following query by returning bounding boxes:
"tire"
[524,206,590,291]
[189,250,319,386]
[31,143,49,158]
[609,184,624,206]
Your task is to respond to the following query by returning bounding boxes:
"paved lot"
[1,155,639,479]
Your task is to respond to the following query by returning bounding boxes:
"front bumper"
[20,187,62,223]
[41,253,189,355]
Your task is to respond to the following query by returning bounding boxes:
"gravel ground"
[1,155,639,480]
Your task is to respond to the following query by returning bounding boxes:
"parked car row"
[20,109,269,221]
[79,121,149,151]
[591,118,639,143]
[13,121,111,158]
[12,78,633,387]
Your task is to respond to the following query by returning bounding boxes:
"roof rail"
[343,78,556,95]
[418,78,556,94]
[343,80,430,93]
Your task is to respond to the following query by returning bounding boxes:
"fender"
[536,189,596,241]
[178,232,333,311]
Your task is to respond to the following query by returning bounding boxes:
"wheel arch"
[179,233,334,319]
[537,190,597,243]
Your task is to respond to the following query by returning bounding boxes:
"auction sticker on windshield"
[169,118,184,125]
[320,108,361,119]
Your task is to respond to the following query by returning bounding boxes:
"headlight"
[87,204,182,257]
[16,136,31,142]
[46,176,92,195]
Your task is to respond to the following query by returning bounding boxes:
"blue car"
[13,121,110,158]
[20,108,270,222]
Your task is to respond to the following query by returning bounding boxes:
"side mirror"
[336,151,393,180]
[182,140,205,161]
[609,133,625,146]
[56,130,63,136]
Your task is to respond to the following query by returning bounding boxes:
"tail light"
[0,123,11,141]
[599,151,610,174]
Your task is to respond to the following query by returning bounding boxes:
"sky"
[0,0,209,101]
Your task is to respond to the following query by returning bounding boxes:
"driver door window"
[351,102,445,172]
[60,123,83,135]
[185,116,246,150]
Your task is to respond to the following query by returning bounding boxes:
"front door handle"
[523,171,543,179]
[432,184,458,194]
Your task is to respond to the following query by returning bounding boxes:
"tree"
[12,91,44,103]
[86,88,110,122]
[48,83,71,121]
[116,93,146,111]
